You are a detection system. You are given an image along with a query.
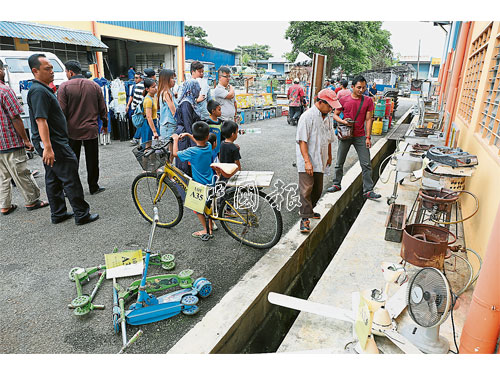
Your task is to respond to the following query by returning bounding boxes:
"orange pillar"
[445,22,471,145]
[438,51,452,110]
[459,203,500,353]
[91,21,104,78]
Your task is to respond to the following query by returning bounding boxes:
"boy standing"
[206,99,223,158]
[171,121,215,241]
[220,120,241,174]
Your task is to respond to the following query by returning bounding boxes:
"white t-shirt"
[296,105,335,174]
[214,83,236,120]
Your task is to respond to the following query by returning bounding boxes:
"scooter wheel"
[193,278,212,298]
[181,295,199,306]
[161,261,175,271]
[161,254,175,263]
[178,269,194,279]
[68,267,84,282]
[74,305,91,316]
[182,304,199,315]
[71,295,90,308]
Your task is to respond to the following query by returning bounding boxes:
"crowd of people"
[1,55,381,240]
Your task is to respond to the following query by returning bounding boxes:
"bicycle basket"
[132,147,167,172]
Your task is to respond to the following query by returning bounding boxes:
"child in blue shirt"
[172,121,215,240]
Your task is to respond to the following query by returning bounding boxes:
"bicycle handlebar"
[143,138,173,157]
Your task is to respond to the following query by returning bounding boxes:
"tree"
[285,21,393,76]
[185,25,213,47]
[236,44,273,65]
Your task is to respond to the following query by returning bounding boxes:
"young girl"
[157,69,178,161]
[141,78,159,149]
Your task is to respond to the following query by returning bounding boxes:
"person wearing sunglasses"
[214,66,237,122]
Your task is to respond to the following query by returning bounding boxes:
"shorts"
[141,118,159,145]
[160,122,177,140]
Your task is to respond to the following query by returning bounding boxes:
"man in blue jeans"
[327,75,381,200]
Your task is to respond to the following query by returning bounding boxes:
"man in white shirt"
[296,89,342,233]
[213,66,237,121]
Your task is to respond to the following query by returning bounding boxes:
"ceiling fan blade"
[384,330,423,354]
[268,292,354,323]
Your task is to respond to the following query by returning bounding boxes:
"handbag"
[337,95,365,141]
[131,102,145,128]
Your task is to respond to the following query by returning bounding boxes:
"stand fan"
[401,267,452,354]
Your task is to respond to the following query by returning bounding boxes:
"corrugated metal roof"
[0,21,108,50]
[98,21,184,38]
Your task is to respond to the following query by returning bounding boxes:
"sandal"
[26,200,49,211]
[1,204,17,215]
[192,231,213,241]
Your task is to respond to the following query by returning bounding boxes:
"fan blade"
[384,330,423,354]
[268,292,354,323]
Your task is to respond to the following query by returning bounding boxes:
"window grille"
[478,34,500,155]
[458,24,492,123]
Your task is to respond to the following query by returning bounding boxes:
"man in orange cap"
[296,88,341,233]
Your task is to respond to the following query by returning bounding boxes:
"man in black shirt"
[27,53,99,225]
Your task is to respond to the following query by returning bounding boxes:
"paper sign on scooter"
[105,250,143,279]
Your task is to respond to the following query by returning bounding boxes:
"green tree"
[185,25,213,47]
[236,44,273,65]
[285,21,393,76]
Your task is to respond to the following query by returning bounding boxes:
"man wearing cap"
[296,88,341,233]
[58,60,108,196]
[327,75,381,200]
[287,78,306,126]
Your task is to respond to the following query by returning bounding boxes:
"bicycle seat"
[210,163,238,178]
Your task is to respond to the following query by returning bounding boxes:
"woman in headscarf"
[174,79,201,176]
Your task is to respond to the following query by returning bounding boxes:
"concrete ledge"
[168,137,395,354]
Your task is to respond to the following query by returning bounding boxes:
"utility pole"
[417,39,421,80]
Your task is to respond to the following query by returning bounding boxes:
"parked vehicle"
[0,50,67,100]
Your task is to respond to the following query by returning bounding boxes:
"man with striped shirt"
[127,72,145,145]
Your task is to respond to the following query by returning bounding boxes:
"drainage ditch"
[241,139,397,353]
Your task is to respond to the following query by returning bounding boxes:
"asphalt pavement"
[0,98,414,353]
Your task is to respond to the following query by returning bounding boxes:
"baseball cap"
[293,78,300,84]
[317,89,342,109]
[143,68,156,78]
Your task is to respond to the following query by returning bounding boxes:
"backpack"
[132,101,145,128]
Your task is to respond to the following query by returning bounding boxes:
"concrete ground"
[0,98,414,354]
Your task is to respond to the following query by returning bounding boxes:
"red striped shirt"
[0,82,24,151]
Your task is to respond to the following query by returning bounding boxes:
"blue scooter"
[124,207,212,326]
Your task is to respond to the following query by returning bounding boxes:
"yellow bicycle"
[131,141,283,249]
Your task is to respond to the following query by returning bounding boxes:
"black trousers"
[35,144,90,223]
[69,137,100,194]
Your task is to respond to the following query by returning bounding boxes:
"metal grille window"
[458,24,492,123]
[478,34,500,155]
[0,36,15,50]
[135,54,163,76]
[29,41,90,71]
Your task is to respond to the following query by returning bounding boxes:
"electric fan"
[401,267,452,354]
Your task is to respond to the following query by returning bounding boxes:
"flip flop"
[192,231,213,241]
[26,200,49,211]
[1,204,18,215]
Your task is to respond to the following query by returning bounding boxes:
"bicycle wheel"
[132,172,183,228]
[218,189,283,249]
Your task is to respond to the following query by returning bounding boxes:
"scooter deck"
[128,274,191,294]
[126,301,184,325]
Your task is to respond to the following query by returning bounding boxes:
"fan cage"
[406,267,451,327]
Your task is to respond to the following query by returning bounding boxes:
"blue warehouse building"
[185,42,237,71]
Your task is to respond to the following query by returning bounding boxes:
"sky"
[186,21,448,61]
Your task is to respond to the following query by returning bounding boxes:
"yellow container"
[372,119,383,135]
